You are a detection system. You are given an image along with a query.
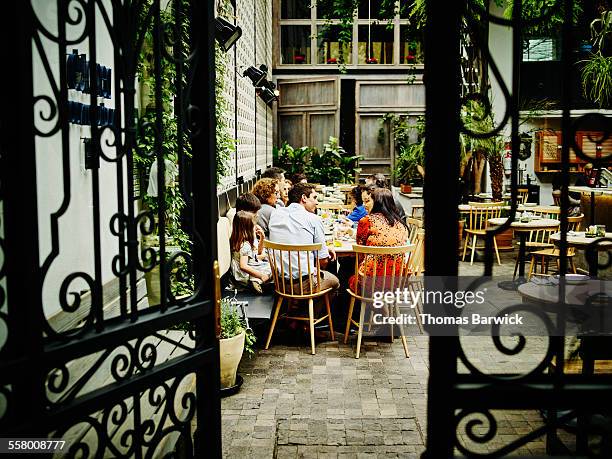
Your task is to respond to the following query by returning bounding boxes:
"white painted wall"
[488,3,547,202]
[32,0,126,320]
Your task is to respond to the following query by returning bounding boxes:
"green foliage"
[215,0,236,183]
[581,9,612,108]
[460,100,504,158]
[410,0,576,36]
[220,298,256,358]
[273,142,315,177]
[581,52,612,108]
[385,114,425,185]
[503,0,582,37]
[590,10,612,53]
[305,137,361,185]
[136,1,194,297]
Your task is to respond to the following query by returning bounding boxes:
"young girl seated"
[230,211,272,293]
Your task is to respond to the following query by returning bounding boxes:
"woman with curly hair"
[251,177,280,236]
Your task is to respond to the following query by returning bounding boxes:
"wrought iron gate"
[424,0,612,456]
[0,1,220,457]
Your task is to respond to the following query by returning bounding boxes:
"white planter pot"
[219,331,245,388]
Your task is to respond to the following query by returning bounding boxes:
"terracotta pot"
[400,184,412,193]
[219,331,245,388]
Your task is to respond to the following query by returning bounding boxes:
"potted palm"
[219,297,255,391]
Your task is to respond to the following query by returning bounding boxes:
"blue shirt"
[347,205,367,222]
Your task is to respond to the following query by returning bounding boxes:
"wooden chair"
[513,207,561,277]
[343,244,414,359]
[406,217,424,245]
[527,215,584,279]
[263,240,334,355]
[402,230,425,333]
[462,202,503,265]
[517,188,529,205]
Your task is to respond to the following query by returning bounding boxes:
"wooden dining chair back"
[517,188,529,205]
[263,240,334,355]
[406,217,423,245]
[343,244,414,359]
[532,206,561,219]
[407,230,425,276]
[527,215,585,279]
[463,204,503,265]
[568,214,583,232]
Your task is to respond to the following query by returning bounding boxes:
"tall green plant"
[305,137,360,185]
[581,9,612,108]
[383,114,425,186]
[460,100,505,199]
[273,142,314,177]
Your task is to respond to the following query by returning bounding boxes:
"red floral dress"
[349,214,409,292]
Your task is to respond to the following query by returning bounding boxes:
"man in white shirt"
[268,182,339,293]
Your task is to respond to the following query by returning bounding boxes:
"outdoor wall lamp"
[215,17,242,52]
[257,87,277,105]
[263,79,279,97]
[243,65,268,87]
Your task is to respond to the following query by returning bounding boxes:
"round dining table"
[489,217,560,289]
[549,231,612,276]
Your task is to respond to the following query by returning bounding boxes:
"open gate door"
[0,1,221,457]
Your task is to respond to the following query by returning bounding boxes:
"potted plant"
[219,297,255,390]
[366,57,378,64]
[326,57,337,64]
[294,53,306,64]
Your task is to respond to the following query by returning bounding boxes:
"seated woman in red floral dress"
[349,188,409,292]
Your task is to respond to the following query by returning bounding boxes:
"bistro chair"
[517,188,529,205]
[264,240,334,355]
[406,217,424,245]
[343,244,415,359]
[401,230,425,334]
[513,207,561,277]
[462,202,503,265]
[527,214,583,279]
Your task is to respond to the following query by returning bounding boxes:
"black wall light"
[243,64,268,87]
[215,17,242,52]
[257,87,277,105]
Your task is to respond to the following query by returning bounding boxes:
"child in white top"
[230,211,272,293]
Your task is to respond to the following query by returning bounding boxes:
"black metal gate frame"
[0,1,221,457]
[424,0,612,457]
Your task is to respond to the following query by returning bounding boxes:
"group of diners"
[227,169,412,334]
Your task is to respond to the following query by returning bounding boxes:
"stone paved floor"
[220,250,599,458]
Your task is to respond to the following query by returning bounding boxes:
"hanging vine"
[135,1,193,296]
[215,0,235,183]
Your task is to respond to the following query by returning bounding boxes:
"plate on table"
[554,274,589,285]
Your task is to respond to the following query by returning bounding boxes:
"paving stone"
[217,251,563,458]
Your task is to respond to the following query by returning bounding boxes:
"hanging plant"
[215,0,236,183]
